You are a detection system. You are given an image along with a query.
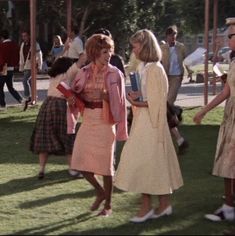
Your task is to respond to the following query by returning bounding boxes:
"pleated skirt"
[30,96,76,155]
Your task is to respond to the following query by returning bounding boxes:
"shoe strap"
[216,211,225,220]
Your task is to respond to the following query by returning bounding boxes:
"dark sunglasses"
[228,33,235,39]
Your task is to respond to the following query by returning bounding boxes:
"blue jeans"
[23,70,31,98]
[0,71,23,107]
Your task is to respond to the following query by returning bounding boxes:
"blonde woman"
[47,35,64,65]
[114,29,183,223]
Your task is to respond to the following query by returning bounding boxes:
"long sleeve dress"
[114,61,183,195]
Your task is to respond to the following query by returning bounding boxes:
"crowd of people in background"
[0,16,234,233]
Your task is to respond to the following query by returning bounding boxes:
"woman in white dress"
[114,29,183,223]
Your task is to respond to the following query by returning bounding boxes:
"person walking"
[160,26,189,154]
[62,26,84,62]
[30,55,86,180]
[19,30,43,110]
[114,29,183,223]
[69,34,128,217]
[0,29,23,110]
[160,25,186,106]
[193,18,235,222]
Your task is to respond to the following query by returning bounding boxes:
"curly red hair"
[85,34,114,62]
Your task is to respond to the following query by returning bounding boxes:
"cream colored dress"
[212,60,235,179]
[114,62,183,195]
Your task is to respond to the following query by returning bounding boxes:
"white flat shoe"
[130,209,154,223]
[151,206,173,219]
[205,204,235,222]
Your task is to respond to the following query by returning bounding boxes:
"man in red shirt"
[0,30,23,110]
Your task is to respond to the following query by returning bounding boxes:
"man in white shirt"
[160,25,186,106]
[63,26,83,62]
[19,30,42,110]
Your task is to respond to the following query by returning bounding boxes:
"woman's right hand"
[193,110,206,124]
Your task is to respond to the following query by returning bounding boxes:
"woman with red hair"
[70,34,128,217]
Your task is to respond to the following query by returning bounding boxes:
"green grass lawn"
[0,105,234,235]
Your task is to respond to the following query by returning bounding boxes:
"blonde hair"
[53,35,63,46]
[85,34,114,62]
[130,29,162,62]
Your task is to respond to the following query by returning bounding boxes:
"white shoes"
[205,204,235,222]
[68,169,83,178]
[151,205,173,219]
[130,206,173,223]
[130,209,154,223]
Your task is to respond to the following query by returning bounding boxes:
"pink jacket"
[68,63,128,141]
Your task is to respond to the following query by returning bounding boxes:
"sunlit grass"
[0,106,234,235]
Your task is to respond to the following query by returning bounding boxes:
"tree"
[1,0,235,58]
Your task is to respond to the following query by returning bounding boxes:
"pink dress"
[71,69,116,176]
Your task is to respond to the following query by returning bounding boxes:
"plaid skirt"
[30,96,76,155]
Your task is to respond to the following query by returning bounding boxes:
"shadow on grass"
[0,169,85,197]
[19,189,94,209]
[12,212,94,235]
[62,211,234,235]
[10,209,234,235]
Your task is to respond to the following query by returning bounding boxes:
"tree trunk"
[79,6,90,36]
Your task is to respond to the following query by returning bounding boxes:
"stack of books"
[129,72,142,101]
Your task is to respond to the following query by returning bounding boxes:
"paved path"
[2,74,225,108]
[175,78,225,107]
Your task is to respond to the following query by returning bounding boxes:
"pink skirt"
[71,108,115,176]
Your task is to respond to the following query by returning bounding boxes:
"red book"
[56,81,85,112]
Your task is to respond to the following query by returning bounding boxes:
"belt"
[84,101,103,109]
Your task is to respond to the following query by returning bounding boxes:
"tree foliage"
[0,0,235,57]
